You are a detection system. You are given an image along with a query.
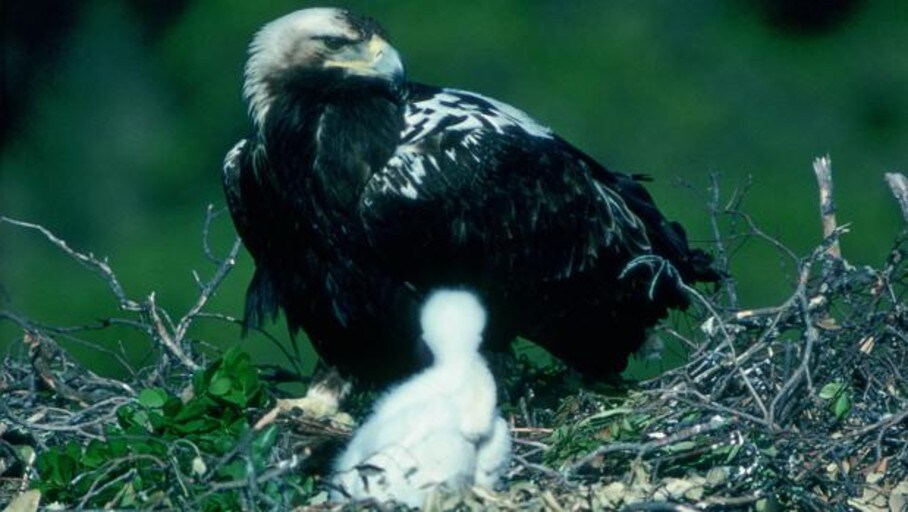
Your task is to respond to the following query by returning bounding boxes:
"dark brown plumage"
[224,8,719,383]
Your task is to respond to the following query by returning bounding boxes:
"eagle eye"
[317,36,352,51]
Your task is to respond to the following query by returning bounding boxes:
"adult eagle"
[224,8,719,383]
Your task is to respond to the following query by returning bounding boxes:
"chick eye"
[318,36,351,50]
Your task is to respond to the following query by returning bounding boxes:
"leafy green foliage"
[543,396,651,468]
[32,348,305,509]
[819,381,853,420]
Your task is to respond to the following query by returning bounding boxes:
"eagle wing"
[359,86,685,292]
[223,138,286,328]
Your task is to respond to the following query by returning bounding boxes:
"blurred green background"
[1,0,905,379]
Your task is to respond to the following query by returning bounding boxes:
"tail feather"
[243,267,281,334]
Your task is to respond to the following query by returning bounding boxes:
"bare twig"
[147,292,200,371]
[885,172,908,223]
[189,455,302,508]
[696,494,762,509]
[563,417,729,477]
[682,283,771,423]
[168,207,243,366]
[658,387,770,428]
[201,204,229,263]
[0,216,208,372]
[622,503,700,512]
[76,456,168,510]
[172,237,242,346]
[812,156,841,258]
[194,312,306,376]
[724,209,800,265]
[845,407,908,440]
[0,398,129,434]
[0,216,139,312]
[514,454,562,479]
[708,173,738,308]
[766,227,848,426]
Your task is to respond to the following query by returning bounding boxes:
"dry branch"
[886,172,908,223]
[0,207,285,508]
[0,216,138,312]
[0,207,244,374]
[812,156,841,258]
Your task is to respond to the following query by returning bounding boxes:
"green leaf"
[174,418,218,435]
[119,482,137,507]
[221,388,247,407]
[202,490,239,512]
[148,410,171,431]
[108,437,129,457]
[208,376,233,397]
[221,346,245,368]
[216,459,248,480]
[118,404,151,432]
[132,438,167,457]
[13,445,35,466]
[252,424,278,471]
[833,391,852,419]
[64,441,83,462]
[174,398,213,423]
[724,441,742,463]
[620,418,633,433]
[819,381,852,420]
[36,448,78,489]
[761,446,779,457]
[139,388,168,409]
[193,366,212,396]
[82,440,109,469]
[819,382,845,400]
[664,441,697,453]
[252,424,278,465]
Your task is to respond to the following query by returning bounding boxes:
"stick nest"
[1,164,906,511]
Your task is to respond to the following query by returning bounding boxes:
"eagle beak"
[369,36,404,80]
[325,35,403,81]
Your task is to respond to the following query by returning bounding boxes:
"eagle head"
[243,7,404,127]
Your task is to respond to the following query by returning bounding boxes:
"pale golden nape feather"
[243,8,357,127]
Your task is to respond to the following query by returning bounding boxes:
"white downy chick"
[331,290,509,507]
[475,416,512,488]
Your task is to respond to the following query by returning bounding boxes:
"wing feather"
[223,138,282,329]
[360,86,655,286]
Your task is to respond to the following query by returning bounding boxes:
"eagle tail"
[243,267,281,334]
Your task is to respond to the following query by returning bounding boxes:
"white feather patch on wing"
[223,139,248,176]
[370,89,554,201]
[401,89,553,144]
[371,146,442,200]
